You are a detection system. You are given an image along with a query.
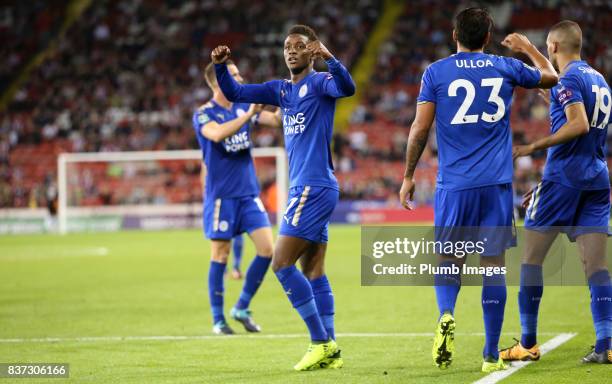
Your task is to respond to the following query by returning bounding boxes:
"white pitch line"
[0,331,564,344]
[472,332,577,384]
[0,246,109,261]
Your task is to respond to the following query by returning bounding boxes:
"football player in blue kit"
[201,162,245,280]
[503,20,612,364]
[211,24,355,370]
[193,61,281,335]
[398,7,558,372]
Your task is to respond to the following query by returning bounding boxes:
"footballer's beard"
[289,64,309,75]
[550,56,559,72]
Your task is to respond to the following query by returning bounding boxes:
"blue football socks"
[310,275,335,340]
[275,265,328,342]
[519,264,544,348]
[235,255,271,310]
[588,269,612,353]
[434,261,462,317]
[208,261,227,324]
[482,273,507,360]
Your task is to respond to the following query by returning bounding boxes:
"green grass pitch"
[0,225,609,383]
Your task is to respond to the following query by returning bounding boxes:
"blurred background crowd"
[0,0,611,217]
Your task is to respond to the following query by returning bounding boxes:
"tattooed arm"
[399,102,436,210]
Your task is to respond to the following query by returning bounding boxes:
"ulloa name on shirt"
[223,131,251,152]
[455,59,494,68]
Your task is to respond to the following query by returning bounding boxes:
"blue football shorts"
[279,185,339,243]
[525,180,611,241]
[434,183,516,256]
[203,195,270,240]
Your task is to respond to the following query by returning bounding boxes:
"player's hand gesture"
[537,89,551,107]
[248,104,264,116]
[399,177,416,210]
[211,45,231,64]
[512,144,535,159]
[306,41,333,61]
[502,33,533,54]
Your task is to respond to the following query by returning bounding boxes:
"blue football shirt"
[215,58,355,190]
[192,100,259,199]
[542,60,611,190]
[417,52,542,190]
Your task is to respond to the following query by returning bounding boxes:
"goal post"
[57,148,288,234]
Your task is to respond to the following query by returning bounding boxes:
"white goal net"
[57,148,287,234]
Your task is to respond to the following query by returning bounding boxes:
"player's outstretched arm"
[513,102,589,158]
[200,104,263,143]
[502,33,558,88]
[211,46,281,106]
[307,41,356,98]
[399,101,435,210]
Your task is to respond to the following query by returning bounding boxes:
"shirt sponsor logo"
[283,112,306,135]
[224,131,251,152]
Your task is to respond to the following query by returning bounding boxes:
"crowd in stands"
[0,0,610,214]
[0,0,380,208]
[0,1,66,93]
[340,0,612,209]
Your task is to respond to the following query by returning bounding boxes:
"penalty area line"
[0,331,564,344]
[472,332,577,384]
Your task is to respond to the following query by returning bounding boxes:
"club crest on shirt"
[236,108,246,116]
[299,84,308,98]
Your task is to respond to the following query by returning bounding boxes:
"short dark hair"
[287,24,318,42]
[549,20,582,53]
[204,59,234,88]
[455,7,493,50]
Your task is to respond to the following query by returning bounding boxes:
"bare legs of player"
[248,227,274,259]
[272,236,325,279]
[211,228,273,263]
[576,233,608,278]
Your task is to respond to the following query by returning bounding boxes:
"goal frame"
[57,148,288,234]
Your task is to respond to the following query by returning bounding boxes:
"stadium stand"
[0,0,610,216]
